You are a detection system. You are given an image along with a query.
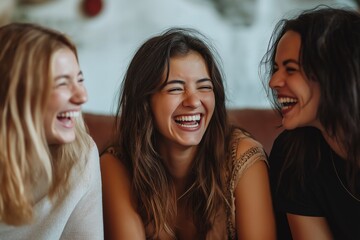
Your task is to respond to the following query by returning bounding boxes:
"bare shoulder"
[100,152,130,182]
[100,150,134,208]
[100,150,146,239]
[231,129,276,239]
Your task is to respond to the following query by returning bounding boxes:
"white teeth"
[278,97,297,104]
[57,111,80,118]
[278,97,298,108]
[174,114,201,122]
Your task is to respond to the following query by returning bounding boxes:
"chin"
[59,134,76,144]
[47,133,76,145]
[181,138,203,146]
[281,119,298,130]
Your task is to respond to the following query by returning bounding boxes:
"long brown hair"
[114,28,229,238]
[261,6,360,195]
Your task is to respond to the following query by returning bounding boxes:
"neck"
[158,143,197,196]
[159,143,197,175]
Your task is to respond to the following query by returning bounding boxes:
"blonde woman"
[0,23,103,239]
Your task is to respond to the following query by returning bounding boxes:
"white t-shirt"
[0,140,104,240]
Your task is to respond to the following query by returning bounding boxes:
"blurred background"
[1,0,358,115]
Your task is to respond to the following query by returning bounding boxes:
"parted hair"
[261,6,360,195]
[114,27,229,238]
[0,22,91,225]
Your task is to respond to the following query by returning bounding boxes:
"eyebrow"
[165,78,212,85]
[54,71,83,80]
[283,59,300,65]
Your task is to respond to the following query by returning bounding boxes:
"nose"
[71,83,88,105]
[182,91,201,109]
[269,71,285,90]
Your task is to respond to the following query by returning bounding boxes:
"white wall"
[12,0,357,114]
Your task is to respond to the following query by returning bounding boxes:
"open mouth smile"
[56,111,80,127]
[278,97,298,110]
[57,111,80,119]
[174,114,201,128]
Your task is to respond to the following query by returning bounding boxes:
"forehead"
[160,50,208,83]
[51,47,78,74]
[275,30,301,61]
[168,51,208,74]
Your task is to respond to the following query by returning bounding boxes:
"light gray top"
[0,139,104,240]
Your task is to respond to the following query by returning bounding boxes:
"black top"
[269,127,360,240]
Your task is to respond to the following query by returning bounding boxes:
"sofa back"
[83,108,282,155]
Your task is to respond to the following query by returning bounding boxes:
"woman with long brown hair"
[261,6,360,240]
[101,27,275,239]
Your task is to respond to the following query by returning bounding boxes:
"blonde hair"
[0,23,91,225]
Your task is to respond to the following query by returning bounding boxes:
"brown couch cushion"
[227,108,282,154]
[84,108,282,155]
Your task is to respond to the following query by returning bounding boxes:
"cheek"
[304,81,320,106]
[45,95,61,115]
[82,86,88,100]
[43,104,58,134]
[204,93,216,113]
[297,82,320,121]
[43,92,65,124]
[150,98,167,129]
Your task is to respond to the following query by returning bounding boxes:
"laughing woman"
[100,28,275,239]
[261,6,360,240]
[0,23,103,239]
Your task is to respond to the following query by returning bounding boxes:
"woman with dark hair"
[0,23,103,239]
[261,6,360,240]
[101,28,275,239]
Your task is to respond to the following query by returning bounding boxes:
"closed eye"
[197,78,213,91]
[168,87,183,93]
[198,85,213,91]
[55,79,68,88]
[283,59,300,74]
[285,66,298,74]
[163,79,185,94]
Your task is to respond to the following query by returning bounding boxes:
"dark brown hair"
[114,27,229,238]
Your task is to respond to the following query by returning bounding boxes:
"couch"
[83,108,283,155]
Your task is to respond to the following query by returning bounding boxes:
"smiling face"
[269,30,321,130]
[44,47,87,145]
[150,50,215,149]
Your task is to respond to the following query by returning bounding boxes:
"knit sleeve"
[226,128,268,239]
